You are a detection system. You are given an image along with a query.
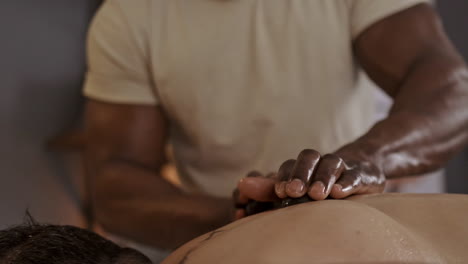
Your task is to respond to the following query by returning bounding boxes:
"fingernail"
[286,179,305,197]
[310,181,326,195]
[275,182,287,198]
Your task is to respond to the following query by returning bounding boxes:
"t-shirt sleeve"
[350,0,432,40]
[83,0,157,105]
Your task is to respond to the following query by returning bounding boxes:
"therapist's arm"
[291,4,468,197]
[343,3,468,179]
[85,100,232,250]
[237,4,468,209]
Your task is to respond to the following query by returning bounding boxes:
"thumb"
[237,177,279,202]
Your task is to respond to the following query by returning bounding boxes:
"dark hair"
[0,214,151,264]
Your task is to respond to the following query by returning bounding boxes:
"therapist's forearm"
[93,162,232,250]
[336,55,468,179]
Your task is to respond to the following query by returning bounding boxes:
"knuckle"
[278,159,296,180]
[298,149,321,160]
[316,155,344,177]
[346,168,361,178]
[322,154,343,164]
[279,159,296,170]
[323,167,340,178]
[344,170,362,187]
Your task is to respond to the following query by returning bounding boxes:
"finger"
[238,176,278,202]
[329,170,362,199]
[274,159,296,199]
[232,188,246,208]
[308,154,345,201]
[235,171,265,204]
[285,149,321,198]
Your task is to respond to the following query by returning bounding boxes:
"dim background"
[0,0,467,229]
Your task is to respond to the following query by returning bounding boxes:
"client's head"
[0,215,151,264]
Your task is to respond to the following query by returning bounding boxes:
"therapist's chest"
[149,0,355,140]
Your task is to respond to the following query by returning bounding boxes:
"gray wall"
[0,0,99,227]
[436,1,468,194]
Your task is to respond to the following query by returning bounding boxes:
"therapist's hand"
[233,171,279,220]
[234,148,386,219]
[274,149,386,201]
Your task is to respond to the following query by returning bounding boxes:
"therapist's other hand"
[233,171,279,220]
[275,149,386,201]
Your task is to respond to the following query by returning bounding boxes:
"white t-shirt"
[84,0,429,197]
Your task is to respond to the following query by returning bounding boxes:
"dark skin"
[236,4,468,216]
[85,103,232,249]
[86,4,468,248]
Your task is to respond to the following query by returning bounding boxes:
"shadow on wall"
[0,0,101,228]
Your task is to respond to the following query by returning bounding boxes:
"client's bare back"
[163,194,468,264]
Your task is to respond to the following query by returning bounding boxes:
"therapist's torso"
[85,0,428,197]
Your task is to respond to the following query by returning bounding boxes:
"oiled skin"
[164,194,468,264]
[237,4,468,216]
